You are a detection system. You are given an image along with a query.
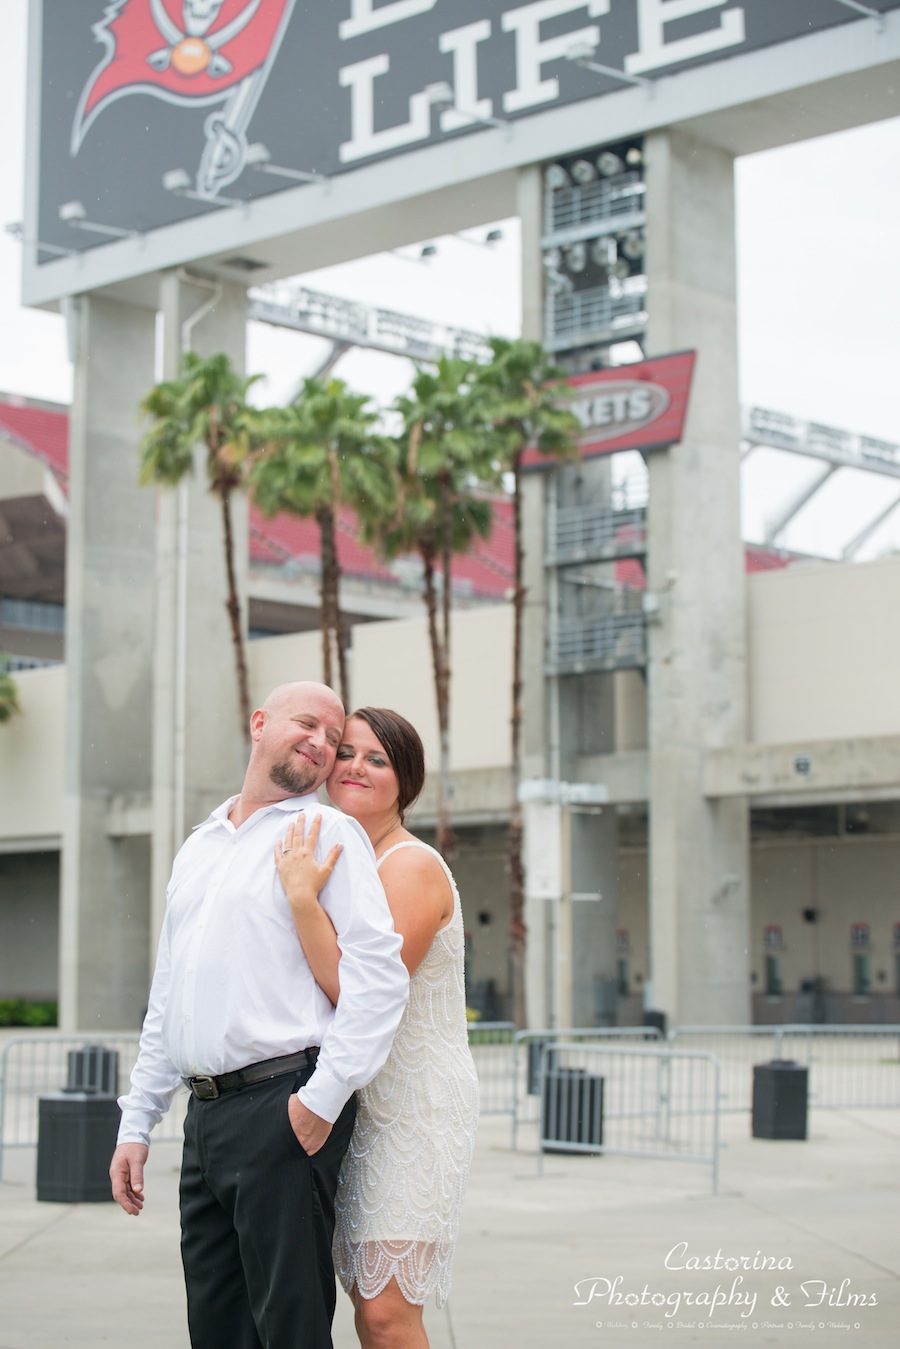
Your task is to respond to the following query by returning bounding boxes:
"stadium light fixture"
[244,143,328,185]
[619,230,645,262]
[424,82,511,130]
[590,237,616,268]
[544,164,571,191]
[59,201,140,239]
[565,40,655,93]
[162,168,246,208]
[5,220,75,257]
[571,159,597,184]
[564,242,587,273]
[390,243,438,264]
[452,228,504,249]
[596,151,626,177]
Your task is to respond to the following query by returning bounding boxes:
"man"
[110,681,409,1349]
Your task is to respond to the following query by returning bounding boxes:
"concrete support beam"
[644,129,750,1026]
[412,767,513,827]
[705,735,900,803]
[150,275,249,957]
[578,751,649,804]
[59,294,156,1030]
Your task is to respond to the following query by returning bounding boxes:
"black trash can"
[67,1045,119,1096]
[752,1060,808,1140]
[36,1092,122,1202]
[541,1065,604,1154]
[643,1009,667,1036]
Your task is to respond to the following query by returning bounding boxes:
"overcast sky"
[1,0,898,560]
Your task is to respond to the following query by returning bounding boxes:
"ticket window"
[851,924,870,997]
[763,926,783,996]
[616,929,630,996]
[765,954,783,997]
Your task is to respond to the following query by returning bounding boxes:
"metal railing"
[0,1026,519,1176]
[534,1041,721,1193]
[0,1034,187,1180]
[249,282,493,364]
[548,503,647,566]
[668,1025,900,1111]
[545,171,646,240]
[467,1021,516,1116]
[548,608,646,673]
[512,1027,663,1147]
[546,280,647,352]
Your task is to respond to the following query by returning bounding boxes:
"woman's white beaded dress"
[333,841,479,1308]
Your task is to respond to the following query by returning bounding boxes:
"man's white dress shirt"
[117,793,409,1146]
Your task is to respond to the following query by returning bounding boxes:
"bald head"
[262,681,343,720]
[244,682,346,802]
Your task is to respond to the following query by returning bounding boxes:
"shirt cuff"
[296,1062,351,1124]
[116,1107,154,1149]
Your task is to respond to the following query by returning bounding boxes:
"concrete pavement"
[0,1108,898,1348]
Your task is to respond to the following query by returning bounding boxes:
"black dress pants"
[179,1067,356,1349]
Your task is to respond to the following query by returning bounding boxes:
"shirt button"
[184,1014,191,1023]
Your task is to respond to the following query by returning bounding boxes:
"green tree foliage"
[373,357,496,860]
[250,377,394,707]
[139,351,263,740]
[0,659,22,724]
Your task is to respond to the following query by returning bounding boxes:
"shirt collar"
[193,791,322,831]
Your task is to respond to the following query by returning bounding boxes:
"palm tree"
[0,658,21,723]
[250,376,394,707]
[376,358,496,860]
[139,351,263,741]
[476,337,580,1027]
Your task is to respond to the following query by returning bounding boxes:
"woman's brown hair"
[349,707,425,822]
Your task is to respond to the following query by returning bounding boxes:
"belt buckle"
[190,1075,219,1100]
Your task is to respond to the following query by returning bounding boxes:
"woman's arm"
[274,814,342,1005]
[378,844,454,976]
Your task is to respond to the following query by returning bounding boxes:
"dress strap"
[376,840,455,887]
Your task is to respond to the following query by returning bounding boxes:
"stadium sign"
[32,1,900,261]
[524,349,696,467]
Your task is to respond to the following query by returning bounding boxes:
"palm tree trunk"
[438,489,456,864]
[422,545,453,861]
[317,507,338,691]
[508,452,527,1028]
[220,488,251,742]
[326,450,350,707]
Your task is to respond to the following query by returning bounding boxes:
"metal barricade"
[535,1042,721,1193]
[668,1025,900,1111]
[0,1033,188,1180]
[467,1021,516,1116]
[512,1026,663,1148]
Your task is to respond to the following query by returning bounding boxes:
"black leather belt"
[183,1048,318,1101]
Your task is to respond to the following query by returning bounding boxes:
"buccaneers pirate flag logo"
[72,0,296,196]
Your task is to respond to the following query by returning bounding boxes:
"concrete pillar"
[518,165,620,1029]
[59,294,156,1030]
[150,275,249,954]
[643,129,750,1025]
[519,164,558,1028]
[570,808,620,1026]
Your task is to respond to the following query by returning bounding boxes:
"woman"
[274,707,479,1349]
